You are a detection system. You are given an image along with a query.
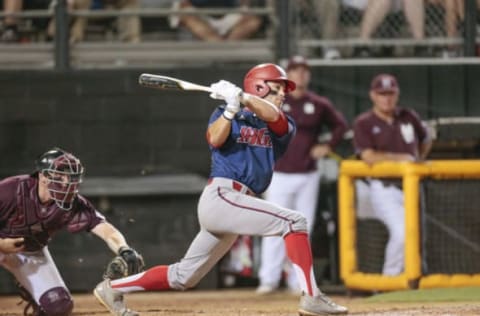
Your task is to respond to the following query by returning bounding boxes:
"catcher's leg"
[1,247,73,316]
[15,280,45,316]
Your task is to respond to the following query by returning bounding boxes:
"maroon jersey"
[353,107,429,158]
[0,175,105,251]
[274,91,348,173]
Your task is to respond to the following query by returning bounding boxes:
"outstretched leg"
[94,229,238,315]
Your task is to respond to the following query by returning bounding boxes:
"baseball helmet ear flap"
[243,63,296,97]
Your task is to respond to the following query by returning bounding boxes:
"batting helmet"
[35,147,84,210]
[243,63,296,97]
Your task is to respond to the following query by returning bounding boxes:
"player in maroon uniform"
[257,55,348,294]
[0,147,141,316]
[353,73,432,275]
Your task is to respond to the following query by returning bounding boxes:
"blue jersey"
[208,106,296,194]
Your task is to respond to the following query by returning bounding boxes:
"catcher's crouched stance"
[0,147,143,316]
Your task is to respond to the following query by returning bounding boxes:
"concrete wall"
[1,64,479,177]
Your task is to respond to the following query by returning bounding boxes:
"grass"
[365,286,480,302]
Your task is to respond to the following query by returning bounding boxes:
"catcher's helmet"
[243,63,296,98]
[35,147,84,210]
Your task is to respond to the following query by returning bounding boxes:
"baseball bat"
[138,73,213,93]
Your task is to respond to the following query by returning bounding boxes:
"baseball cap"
[286,55,310,71]
[370,73,399,93]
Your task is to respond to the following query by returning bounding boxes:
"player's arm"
[418,139,433,161]
[360,149,415,165]
[0,180,25,253]
[311,103,349,159]
[92,221,145,279]
[241,93,280,122]
[0,237,25,253]
[91,221,129,254]
[206,116,233,148]
[207,80,243,147]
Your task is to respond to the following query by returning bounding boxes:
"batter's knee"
[174,271,203,290]
[39,287,73,316]
[285,212,308,235]
[168,263,202,291]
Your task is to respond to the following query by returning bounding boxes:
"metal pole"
[54,0,70,71]
[463,0,476,57]
[275,0,290,61]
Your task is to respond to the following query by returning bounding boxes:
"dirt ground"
[1,289,479,316]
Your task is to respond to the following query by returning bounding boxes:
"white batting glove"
[210,80,243,120]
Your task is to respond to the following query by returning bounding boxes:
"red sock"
[284,232,317,296]
[111,265,171,292]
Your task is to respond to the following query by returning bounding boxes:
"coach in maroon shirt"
[353,73,432,275]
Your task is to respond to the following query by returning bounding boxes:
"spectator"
[428,0,480,57]
[315,0,341,59]
[256,55,348,295]
[1,0,50,43]
[47,0,141,43]
[295,0,342,59]
[352,73,432,275]
[354,0,426,57]
[172,0,264,41]
[297,0,370,59]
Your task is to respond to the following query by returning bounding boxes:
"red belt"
[208,178,255,196]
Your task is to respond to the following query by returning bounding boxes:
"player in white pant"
[368,179,405,275]
[259,171,320,291]
[93,63,348,316]
[353,73,432,276]
[257,56,348,294]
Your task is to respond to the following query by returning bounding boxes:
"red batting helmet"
[243,63,296,97]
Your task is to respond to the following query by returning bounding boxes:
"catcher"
[0,147,144,316]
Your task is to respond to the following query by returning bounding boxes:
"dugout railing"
[338,160,480,291]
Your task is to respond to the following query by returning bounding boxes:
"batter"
[93,63,348,316]
[257,55,348,294]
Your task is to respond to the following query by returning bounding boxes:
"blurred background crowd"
[1,0,480,64]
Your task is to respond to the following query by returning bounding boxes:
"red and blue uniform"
[208,106,296,194]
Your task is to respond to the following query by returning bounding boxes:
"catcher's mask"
[35,148,84,210]
[243,63,296,98]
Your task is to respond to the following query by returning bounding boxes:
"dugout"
[339,161,480,292]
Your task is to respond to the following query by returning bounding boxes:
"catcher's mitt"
[104,246,145,280]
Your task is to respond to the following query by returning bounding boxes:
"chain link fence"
[2,0,480,69]
[292,0,476,59]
